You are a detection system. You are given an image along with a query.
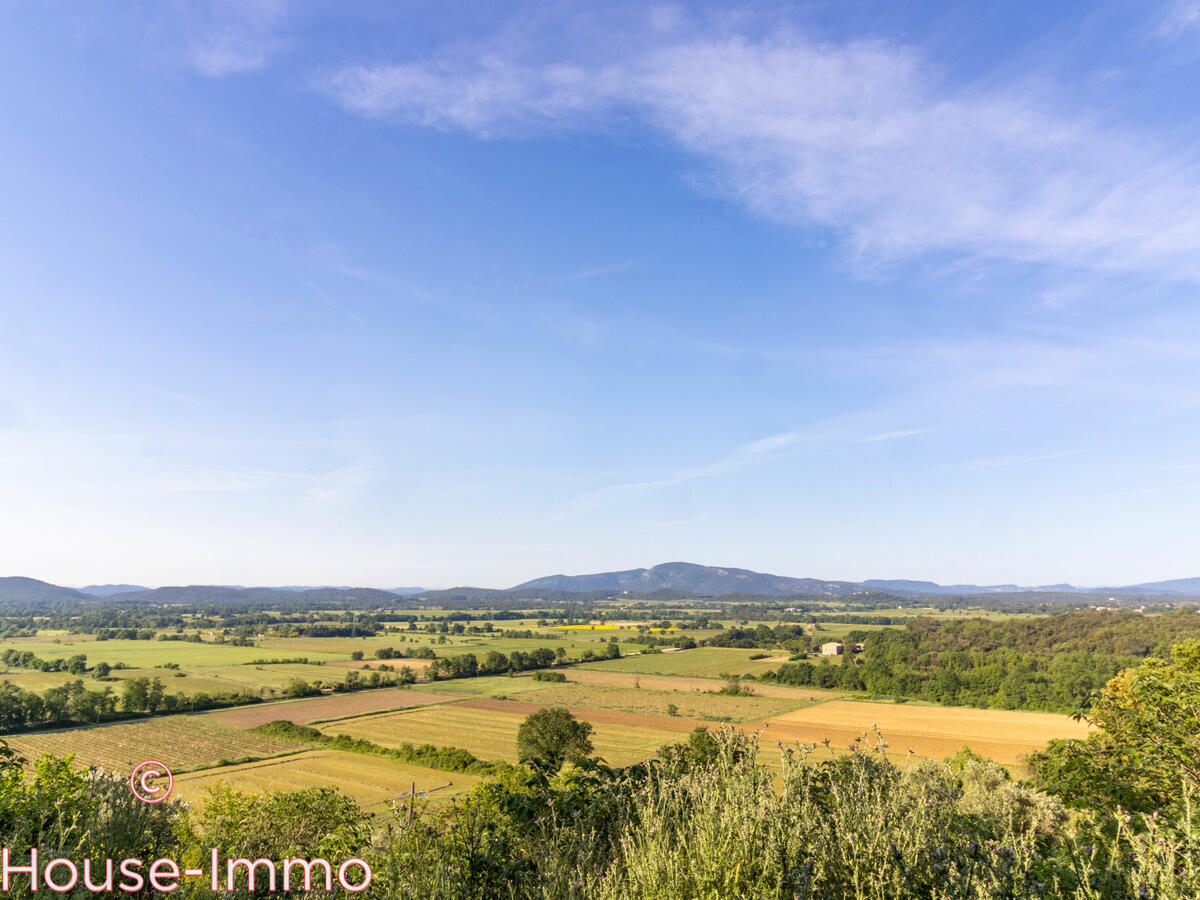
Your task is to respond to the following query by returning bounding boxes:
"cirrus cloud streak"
[324,31,1200,282]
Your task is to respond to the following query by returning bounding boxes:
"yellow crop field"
[173,750,481,811]
[5,716,303,773]
[753,700,1091,765]
[321,702,682,766]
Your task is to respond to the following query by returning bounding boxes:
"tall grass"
[375,730,1200,899]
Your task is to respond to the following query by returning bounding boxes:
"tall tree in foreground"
[1030,639,1200,816]
[516,707,594,772]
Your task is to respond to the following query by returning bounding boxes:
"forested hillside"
[761,610,1200,711]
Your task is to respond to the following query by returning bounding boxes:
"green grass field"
[1,636,325,666]
[578,648,786,679]
[101,662,359,697]
[0,669,76,691]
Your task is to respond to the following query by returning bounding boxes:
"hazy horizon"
[13,559,1196,595]
[4,1,1200,588]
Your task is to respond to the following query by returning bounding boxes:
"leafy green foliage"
[1030,639,1200,816]
[762,610,1200,711]
[251,719,503,775]
[1,754,185,898]
[186,785,371,896]
[516,708,594,772]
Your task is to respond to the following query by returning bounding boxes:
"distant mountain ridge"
[511,563,862,597]
[0,577,91,603]
[510,562,1200,598]
[1,566,1199,608]
[79,584,149,597]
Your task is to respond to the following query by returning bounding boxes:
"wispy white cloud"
[180,0,291,76]
[858,428,932,443]
[1157,1,1200,39]
[737,431,799,455]
[298,275,366,325]
[556,429,799,519]
[323,30,1200,282]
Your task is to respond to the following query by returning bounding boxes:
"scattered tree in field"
[714,676,754,696]
[516,707,593,772]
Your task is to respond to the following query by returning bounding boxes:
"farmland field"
[0,669,76,692]
[0,637,322,666]
[495,682,814,721]
[173,750,481,811]
[101,662,362,698]
[564,667,844,701]
[5,716,302,772]
[750,700,1092,765]
[202,687,463,727]
[321,702,684,765]
[254,633,635,659]
[578,648,786,679]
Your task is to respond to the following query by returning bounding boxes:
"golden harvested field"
[173,750,481,812]
[6,716,302,773]
[579,648,785,679]
[500,682,813,722]
[321,702,683,765]
[564,668,844,701]
[202,688,463,727]
[751,700,1091,765]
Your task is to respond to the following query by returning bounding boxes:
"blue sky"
[2,1,1199,589]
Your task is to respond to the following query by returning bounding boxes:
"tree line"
[758,610,1200,712]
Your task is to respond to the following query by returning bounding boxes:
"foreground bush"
[372,730,1198,899]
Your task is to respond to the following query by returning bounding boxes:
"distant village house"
[820,641,844,656]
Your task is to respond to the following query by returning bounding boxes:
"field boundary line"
[306,696,466,726]
[176,746,312,775]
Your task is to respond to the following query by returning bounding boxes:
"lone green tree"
[516,707,593,772]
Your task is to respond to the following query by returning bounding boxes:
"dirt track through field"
[201,689,461,728]
[456,698,708,733]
